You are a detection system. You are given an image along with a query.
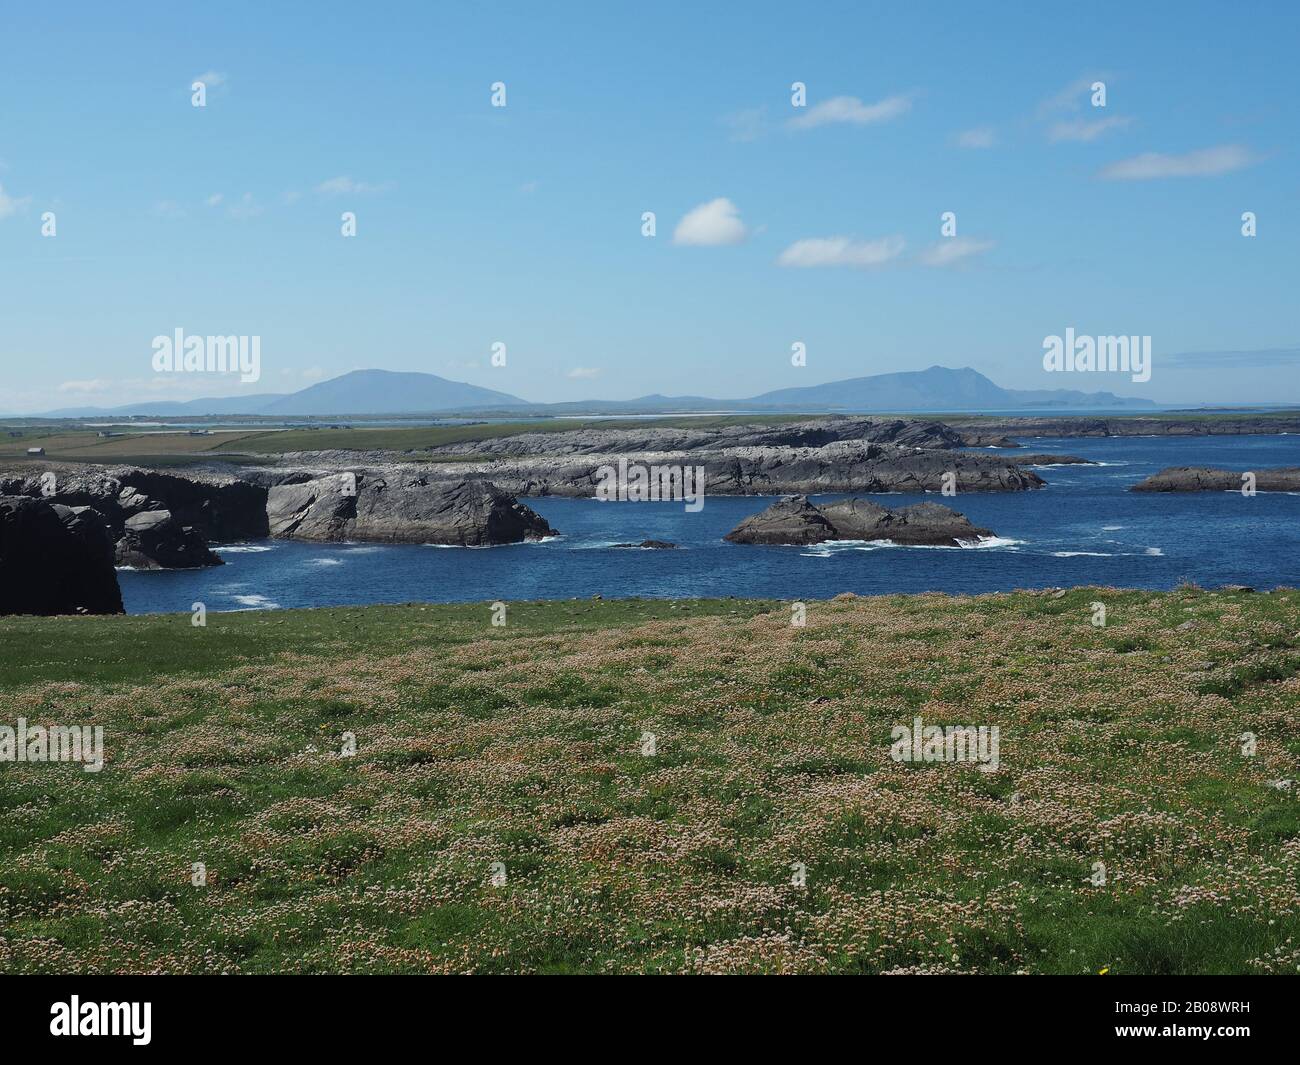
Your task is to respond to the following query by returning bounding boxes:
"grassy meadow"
[1,588,1298,974]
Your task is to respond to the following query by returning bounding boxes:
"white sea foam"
[217,544,274,553]
[799,535,1023,553]
[229,593,280,610]
[306,558,343,566]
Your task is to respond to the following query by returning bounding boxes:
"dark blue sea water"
[118,435,1300,613]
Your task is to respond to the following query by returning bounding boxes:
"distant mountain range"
[29,365,1156,418]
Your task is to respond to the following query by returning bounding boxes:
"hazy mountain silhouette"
[31,365,1155,417]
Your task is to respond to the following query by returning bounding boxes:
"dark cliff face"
[0,496,124,615]
[0,468,269,542]
[0,467,268,571]
[116,470,270,540]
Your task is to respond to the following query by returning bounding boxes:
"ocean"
[118,434,1300,613]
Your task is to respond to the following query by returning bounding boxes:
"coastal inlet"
[113,434,1300,613]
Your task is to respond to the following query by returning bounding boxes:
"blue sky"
[1,0,1296,412]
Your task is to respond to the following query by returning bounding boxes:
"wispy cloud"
[1048,115,1133,142]
[57,379,112,394]
[955,126,996,149]
[566,367,602,380]
[227,192,262,219]
[192,71,227,89]
[1098,144,1261,180]
[315,176,394,196]
[1037,74,1106,118]
[916,237,995,267]
[776,235,905,269]
[788,94,911,130]
[723,107,767,142]
[151,200,186,219]
[1162,346,1300,369]
[0,183,32,220]
[672,198,748,246]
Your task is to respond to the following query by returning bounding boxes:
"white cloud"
[776,235,905,269]
[192,71,227,89]
[672,198,748,246]
[1048,116,1133,142]
[1098,145,1261,180]
[916,237,995,267]
[0,183,32,220]
[315,176,394,196]
[566,367,602,380]
[57,379,112,394]
[151,200,185,219]
[205,193,224,207]
[955,127,996,149]
[788,94,911,130]
[1037,75,1105,118]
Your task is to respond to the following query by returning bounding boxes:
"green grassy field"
[1,588,1298,974]
[0,415,814,466]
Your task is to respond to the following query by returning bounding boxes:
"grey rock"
[334,441,1046,498]
[115,509,223,570]
[1003,453,1096,466]
[267,474,556,546]
[418,417,971,457]
[724,496,995,547]
[1132,467,1300,493]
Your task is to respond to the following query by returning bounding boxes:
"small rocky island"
[262,473,555,545]
[1132,466,1300,492]
[723,496,995,547]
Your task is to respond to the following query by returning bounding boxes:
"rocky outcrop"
[114,509,223,570]
[114,470,268,540]
[1131,467,1300,492]
[0,465,265,569]
[0,496,124,615]
[724,496,995,547]
[1002,453,1095,466]
[611,540,678,549]
[266,474,556,545]
[279,441,1042,498]
[415,417,972,457]
[0,467,268,542]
